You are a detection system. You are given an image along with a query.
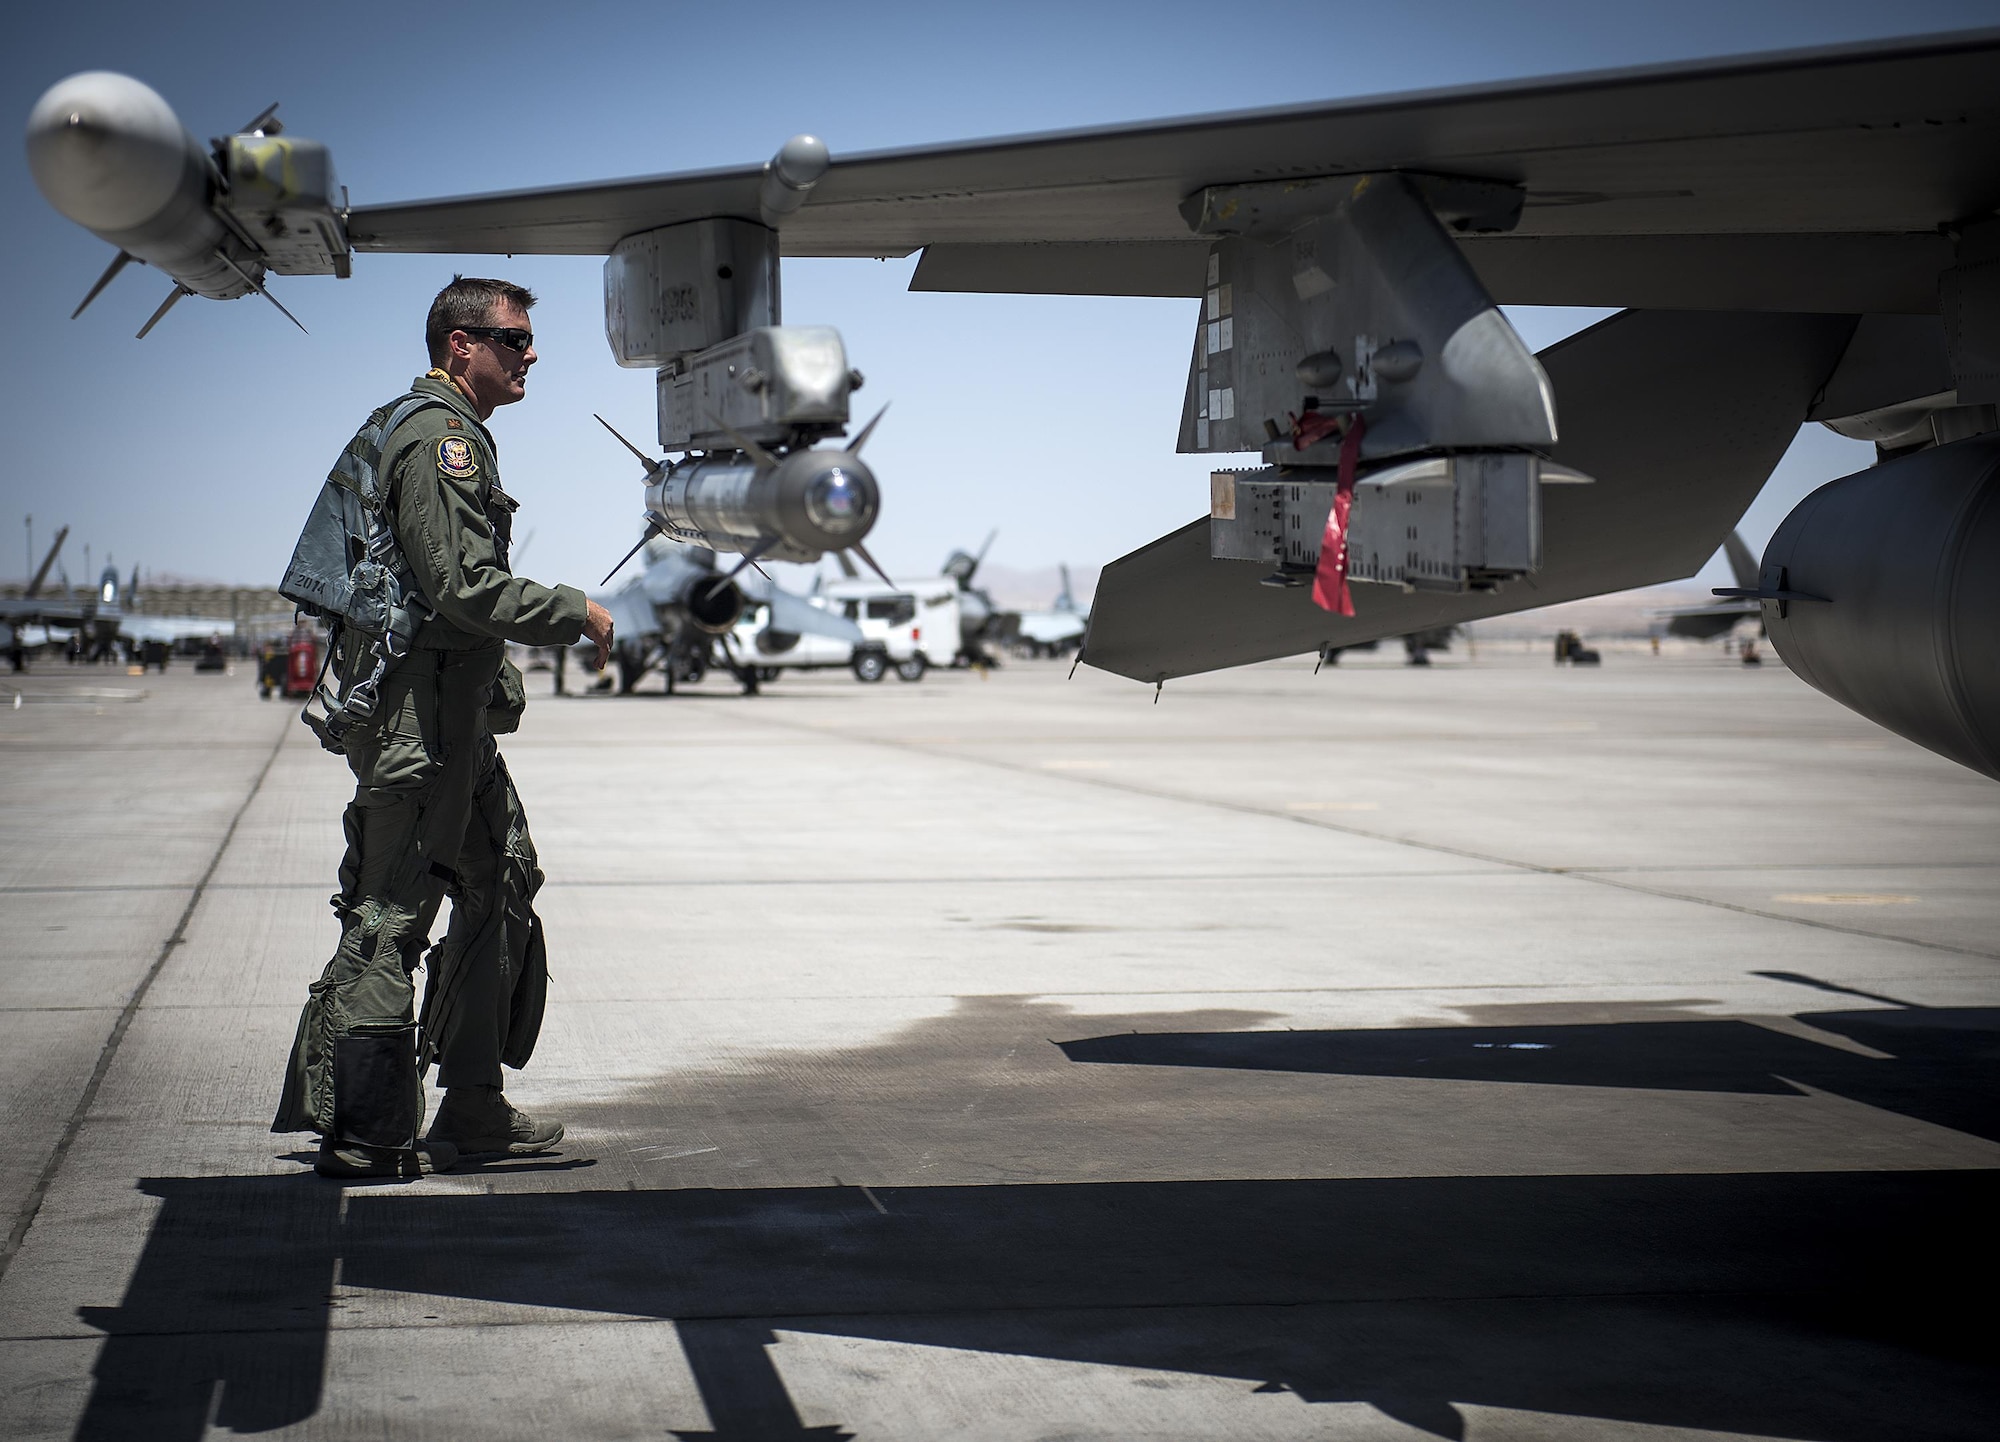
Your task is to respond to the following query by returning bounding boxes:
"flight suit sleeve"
[386,422,589,647]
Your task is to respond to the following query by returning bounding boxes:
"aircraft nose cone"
[26,71,188,232]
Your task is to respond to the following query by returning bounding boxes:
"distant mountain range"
[975,562,1101,612]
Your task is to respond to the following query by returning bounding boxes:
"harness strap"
[312,393,466,746]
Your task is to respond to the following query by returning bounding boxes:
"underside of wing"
[0,598,87,626]
[346,29,2000,313]
[1080,310,1855,682]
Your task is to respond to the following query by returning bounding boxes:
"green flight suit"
[274,373,589,1137]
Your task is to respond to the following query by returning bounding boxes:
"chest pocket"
[484,482,519,571]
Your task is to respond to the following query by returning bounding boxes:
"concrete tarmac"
[1,650,1997,1440]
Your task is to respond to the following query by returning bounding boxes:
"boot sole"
[315,1143,457,1178]
[426,1125,564,1159]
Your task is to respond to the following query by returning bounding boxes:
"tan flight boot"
[425,1085,564,1157]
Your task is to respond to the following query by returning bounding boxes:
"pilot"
[273,276,614,1178]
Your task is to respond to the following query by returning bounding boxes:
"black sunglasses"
[460,325,534,352]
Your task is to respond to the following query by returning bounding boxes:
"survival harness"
[278,392,461,753]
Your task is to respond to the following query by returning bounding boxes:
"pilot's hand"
[583,599,614,670]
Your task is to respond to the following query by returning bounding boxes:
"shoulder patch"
[437,436,479,479]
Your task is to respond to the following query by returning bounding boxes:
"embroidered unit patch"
[437,436,478,478]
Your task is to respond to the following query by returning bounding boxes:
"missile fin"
[850,539,897,589]
[72,251,136,320]
[234,102,282,137]
[593,414,663,475]
[257,283,309,334]
[849,402,891,455]
[601,519,664,586]
[213,249,307,333]
[703,538,777,600]
[136,284,189,339]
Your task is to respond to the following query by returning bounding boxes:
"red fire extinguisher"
[285,626,320,698]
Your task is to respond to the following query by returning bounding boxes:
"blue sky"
[3,0,1992,594]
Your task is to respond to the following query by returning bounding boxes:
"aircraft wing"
[744,580,864,645]
[1649,532,1763,640]
[346,28,2000,313]
[1014,612,1089,647]
[0,596,88,627]
[1081,308,1852,680]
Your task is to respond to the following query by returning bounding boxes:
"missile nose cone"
[26,71,188,232]
[802,455,878,540]
[773,447,880,554]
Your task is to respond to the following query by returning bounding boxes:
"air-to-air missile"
[26,70,887,582]
[591,358,890,597]
[25,71,341,334]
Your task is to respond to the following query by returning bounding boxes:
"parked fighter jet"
[1319,626,1461,669]
[1009,565,1089,658]
[939,533,1002,666]
[4,557,131,658]
[4,554,236,664]
[25,31,2000,777]
[1655,533,1763,642]
[592,534,860,695]
[0,526,71,664]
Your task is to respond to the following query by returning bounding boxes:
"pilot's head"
[427,275,538,419]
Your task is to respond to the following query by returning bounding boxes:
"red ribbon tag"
[1311,416,1367,616]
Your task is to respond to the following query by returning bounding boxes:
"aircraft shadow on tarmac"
[69,977,2000,1441]
[1060,983,2000,1147]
